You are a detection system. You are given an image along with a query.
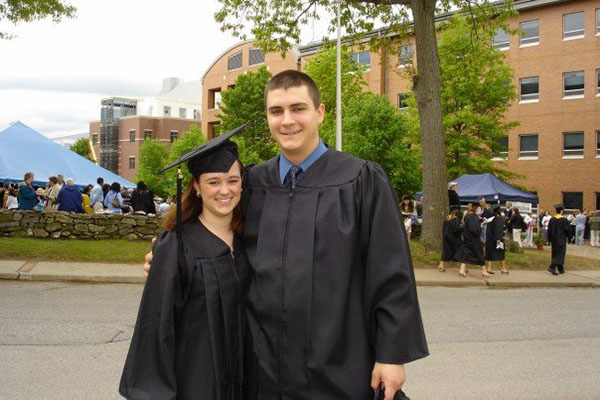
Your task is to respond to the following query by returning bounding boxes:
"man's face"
[265,85,325,161]
[26,175,34,185]
[57,175,63,184]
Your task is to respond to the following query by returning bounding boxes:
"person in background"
[478,197,493,243]
[33,188,46,211]
[457,202,488,277]
[104,182,123,213]
[547,204,574,275]
[102,183,110,199]
[589,211,600,247]
[567,212,576,244]
[0,182,5,209]
[56,178,84,213]
[574,209,586,246]
[485,204,508,274]
[448,181,460,211]
[542,212,552,243]
[523,212,534,247]
[131,181,157,215]
[400,195,415,241]
[583,209,591,245]
[6,187,19,209]
[56,174,64,191]
[438,208,462,272]
[45,176,60,210]
[90,177,104,212]
[508,207,524,248]
[81,185,94,214]
[17,172,36,210]
[157,198,172,216]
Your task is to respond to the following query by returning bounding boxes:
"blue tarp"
[0,121,134,189]
[416,173,538,205]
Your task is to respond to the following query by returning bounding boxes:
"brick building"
[297,0,600,212]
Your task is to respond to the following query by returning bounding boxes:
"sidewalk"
[1,260,599,288]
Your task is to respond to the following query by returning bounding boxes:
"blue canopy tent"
[416,173,538,205]
[0,121,134,189]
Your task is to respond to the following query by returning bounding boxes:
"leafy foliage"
[218,66,278,165]
[1,0,76,39]
[69,137,93,161]
[164,124,206,197]
[136,139,169,198]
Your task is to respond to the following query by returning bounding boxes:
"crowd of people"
[0,172,173,216]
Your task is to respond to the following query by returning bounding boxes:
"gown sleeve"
[119,231,191,400]
[358,162,429,365]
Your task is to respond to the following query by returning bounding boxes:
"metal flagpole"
[335,0,342,151]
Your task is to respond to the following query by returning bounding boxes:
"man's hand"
[371,362,405,400]
[143,237,156,276]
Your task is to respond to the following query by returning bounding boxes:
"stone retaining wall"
[0,210,163,240]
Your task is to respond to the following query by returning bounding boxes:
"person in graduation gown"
[242,70,427,400]
[484,204,508,274]
[456,202,489,277]
[547,204,574,275]
[438,208,463,272]
[120,133,252,400]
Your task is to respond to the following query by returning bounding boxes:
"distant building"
[51,132,89,148]
[89,78,202,182]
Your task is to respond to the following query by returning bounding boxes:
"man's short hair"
[97,177,104,184]
[264,70,321,109]
[49,176,58,184]
[24,172,34,181]
[66,177,75,185]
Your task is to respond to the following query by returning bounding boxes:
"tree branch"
[355,0,411,6]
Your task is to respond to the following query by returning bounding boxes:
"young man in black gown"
[547,204,573,275]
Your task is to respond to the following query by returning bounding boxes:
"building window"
[249,48,265,65]
[596,192,600,211]
[563,72,584,98]
[144,130,152,140]
[129,129,135,143]
[350,51,371,68]
[596,69,600,95]
[163,106,171,117]
[563,132,584,158]
[399,44,413,65]
[563,192,583,211]
[519,134,538,158]
[179,108,186,118]
[493,136,509,159]
[129,156,135,170]
[208,88,222,109]
[563,12,584,39]
[92,133,98,145]
[597,131,600,157]
[170,131,178,143]
[193,109,200,120]
[597,8,600,35]
[228,51,242,70]
[492,28,510,50]
[397,93,409,109]
[520,76,539,102]
[207,121,220,139]
[520,20,539,46]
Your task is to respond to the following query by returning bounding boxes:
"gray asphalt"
[0,281,598,400]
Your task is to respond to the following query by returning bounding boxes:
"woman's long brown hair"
[162,162,243,234]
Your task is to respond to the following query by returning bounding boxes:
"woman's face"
[194,161,242,219]
[403,199,410,204]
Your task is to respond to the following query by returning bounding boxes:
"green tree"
[164,124,206,197]
[406,15,518,181]
[215,0,515,249]
[136,138,169,197]
[218,66,278,165]
[344,93,421,196]
[304,46,366,147]
[1,0,76,39]
[69,137,93,161]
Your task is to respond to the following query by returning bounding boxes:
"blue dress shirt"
[279,140,328,184]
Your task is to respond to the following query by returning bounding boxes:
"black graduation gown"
[448,189,460,210]
[485,216,505,261]
[457,213,485,266]
[547,216,572,267]
[441,218,463,261]
[243,150,428,400]
[119,219,251,400]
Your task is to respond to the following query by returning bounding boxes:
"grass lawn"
[0,237,152,264]
[0,237,597,270]
[409,240,600,270]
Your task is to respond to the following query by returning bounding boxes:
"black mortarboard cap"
[554,203,564,211]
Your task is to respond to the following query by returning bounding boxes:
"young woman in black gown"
[457,202,489,277]
[484,204,508,274]
[119,135,252,400]
[438,208,463,272]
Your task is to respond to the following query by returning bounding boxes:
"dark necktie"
[286,165,302,189]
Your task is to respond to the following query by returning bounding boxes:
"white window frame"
[351,51,371,69]
[179,108,186,118]
[520,20,539,47]
[596,69,600,96]
[492,136,509,161]
[129,156,135,170]
[596,131,600,158]
[398,44,413,66]
[563,11,585,40]
[563,71,585,99]
[596,8,600,35]
[519,76,539,103]
[129,129,136,143]
[562,131,584,159]
[492,27,510,51]
[519,134,539,160]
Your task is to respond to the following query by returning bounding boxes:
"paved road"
[0,281,598,400]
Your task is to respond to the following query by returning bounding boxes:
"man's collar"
[279,140,328,184]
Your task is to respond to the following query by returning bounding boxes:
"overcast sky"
[0,0,330,138]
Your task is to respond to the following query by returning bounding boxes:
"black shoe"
[548,267,558,276]
[558,266,565,274]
